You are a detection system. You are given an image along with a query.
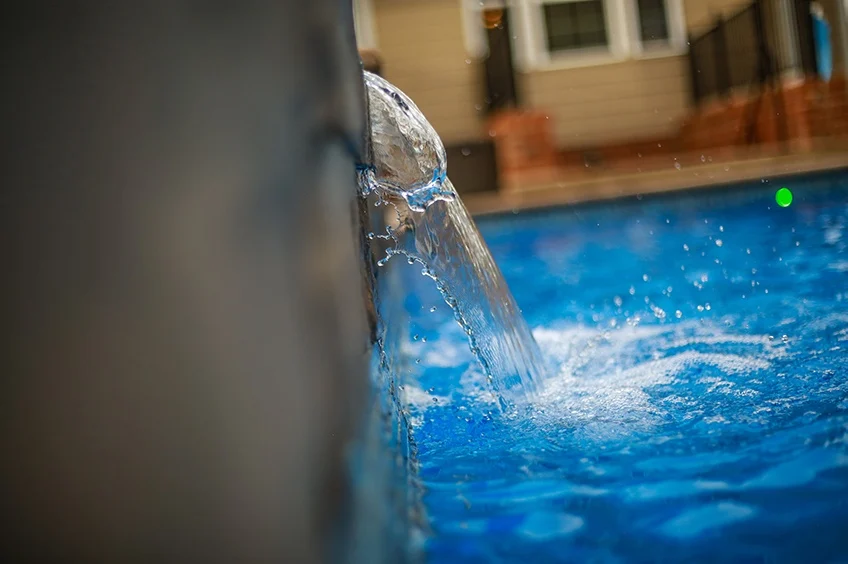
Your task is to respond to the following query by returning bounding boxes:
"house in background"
[354,0,848,193]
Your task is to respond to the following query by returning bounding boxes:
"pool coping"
[464,141,848,216]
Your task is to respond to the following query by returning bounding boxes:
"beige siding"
[684,0,754,35]
[520,56,691,147]
[373,1,696,149]
[374,0,484,144]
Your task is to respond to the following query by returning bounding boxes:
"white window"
[523,0,629,68]
[543,0,609,53]
[627,0,687,57]
[636,0,669,43]
[461,0,686,71]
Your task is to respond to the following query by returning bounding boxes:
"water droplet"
[697,305,705,312]
[613,296,623,307]
[715,239,723,247]
[642,274,649,282]
[674,162,682,170]
[461,147,471,157]
[413,334,419,341]
[675,310,683,319]
[683,243,689,251]
[719,225,725,232]
[700,154,706,162]
[781,335,789,343]
[629,286,636,296]
[430,306,437,312]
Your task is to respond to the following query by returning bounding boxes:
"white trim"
[353,0,378,50]
[460,0,489,59]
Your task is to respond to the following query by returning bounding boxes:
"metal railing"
[688,0,815,104]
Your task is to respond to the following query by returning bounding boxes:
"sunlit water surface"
[396,172,848,562]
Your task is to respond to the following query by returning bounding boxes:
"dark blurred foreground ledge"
[0,2,371,563]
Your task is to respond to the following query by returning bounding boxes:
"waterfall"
[359,71,545,402]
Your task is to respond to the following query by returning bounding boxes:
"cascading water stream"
[359,71,546,402]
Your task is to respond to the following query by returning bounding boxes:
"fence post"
[752,0,769,83]
[713,15,731,98]
[794,0,818,76]
[688,34,701,104]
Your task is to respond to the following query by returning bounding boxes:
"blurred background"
[355,0,848,211]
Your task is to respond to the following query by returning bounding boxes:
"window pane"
[637,0,669,42]
[543,1,608,53]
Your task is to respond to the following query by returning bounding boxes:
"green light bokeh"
[776,187,793,208]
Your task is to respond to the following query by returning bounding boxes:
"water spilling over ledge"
[358,71,546,402]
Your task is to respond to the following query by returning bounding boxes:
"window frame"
[541,0,612,55]
[626,0,688,59]
[528,0,630,70]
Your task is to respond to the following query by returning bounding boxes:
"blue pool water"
[394,171,848,562]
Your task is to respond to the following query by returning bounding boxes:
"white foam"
[402,384,451,412]
[526,322,774,437]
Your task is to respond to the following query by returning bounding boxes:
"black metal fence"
[688,0,816,104]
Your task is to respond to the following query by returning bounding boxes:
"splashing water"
[359,71,544,402]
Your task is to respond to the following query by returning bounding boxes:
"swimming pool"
[392,170,848,562]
